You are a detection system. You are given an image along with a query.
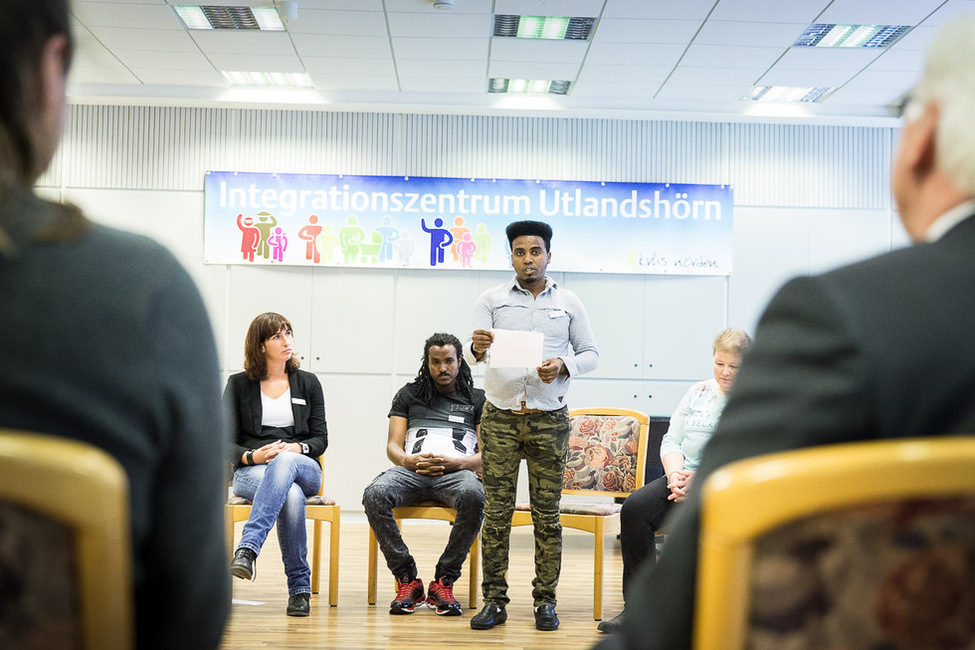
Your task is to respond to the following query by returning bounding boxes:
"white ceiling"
[66,0,975,125]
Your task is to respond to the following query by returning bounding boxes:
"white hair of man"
[905,15,975,196]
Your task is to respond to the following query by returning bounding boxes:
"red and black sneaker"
[426,577,462,616]
[389,576,425,615]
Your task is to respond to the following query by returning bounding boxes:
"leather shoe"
[470,602,506,629]
[534,604,559,631]
[230,547,256,581]
[597,610,625,634]
[287,593,310,617]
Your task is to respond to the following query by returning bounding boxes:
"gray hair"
[713,328,751,358]
[905,15,975,195]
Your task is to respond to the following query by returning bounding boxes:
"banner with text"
[204,171,733,275]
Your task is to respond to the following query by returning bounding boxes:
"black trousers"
[619,475,674,601]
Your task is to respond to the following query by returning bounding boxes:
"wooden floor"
[221,515,624,649]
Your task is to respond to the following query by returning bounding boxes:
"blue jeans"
[362,465,484,584]
[233,451,322,595]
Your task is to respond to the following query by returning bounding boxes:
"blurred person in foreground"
[599,14,975,650]
[0,0,229,647]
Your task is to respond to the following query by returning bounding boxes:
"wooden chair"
[0,429,133,650]
[226,455,340,605]
[694,437,975,650]
[367,502,479,608]
[512,407,650,620]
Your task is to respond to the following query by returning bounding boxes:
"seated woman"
[599,327,751,634]
[226,312,328,617]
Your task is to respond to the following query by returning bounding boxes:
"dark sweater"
[0,186,230,649]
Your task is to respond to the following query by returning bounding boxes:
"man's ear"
[908,101,940,178]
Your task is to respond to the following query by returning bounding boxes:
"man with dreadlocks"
[362,332,486,617]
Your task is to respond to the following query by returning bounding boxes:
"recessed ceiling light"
[222,71,313,88]
[744,86,832,103]
[488,78,571,95]
[493,15,596,40]
[793,24,911,48]
[174,5,285,31]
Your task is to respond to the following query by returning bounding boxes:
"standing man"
[602,14,975,650]
[363,333,486,617]
[466,220,598,631]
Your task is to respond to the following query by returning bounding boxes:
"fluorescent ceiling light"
[493,15,596,40]
[222,71,313,88]
[488,78,571,95]
[174,5,285,31]
[793,24,911,48]
[745,86,832,103]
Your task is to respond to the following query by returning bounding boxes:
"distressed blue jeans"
[362,465,484,584]
[233,451,322,595]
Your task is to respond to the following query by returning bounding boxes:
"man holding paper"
[465,220,599,632]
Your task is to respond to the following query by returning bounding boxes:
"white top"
[923,200,975,242]
[658,379,728,473]
[261,387,295,427]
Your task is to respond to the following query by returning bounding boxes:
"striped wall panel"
[49,104,893,210]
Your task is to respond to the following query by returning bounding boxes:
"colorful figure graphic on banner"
[269,227,288,262]
[360,231,384,264]
[316,225,339,264]
[394,231,415,267]
[298,215,323,263]
[421,217,453,267]
[457,232,476,268]
[236,213,261,262]
[253,212,278,260]
[339,215,365,264]
[374,216,400,263]
[448,216,471,262]
[473,223,492,263]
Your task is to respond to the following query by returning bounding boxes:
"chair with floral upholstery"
[511,407,649,620]
[694,437,975,650]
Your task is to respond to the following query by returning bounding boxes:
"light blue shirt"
[659,379,727,473]
[464,275,599,411]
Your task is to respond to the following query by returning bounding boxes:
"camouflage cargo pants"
[479,401,569,607]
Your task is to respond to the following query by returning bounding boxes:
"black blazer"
[605,213,975,650]
[224,369,328,467]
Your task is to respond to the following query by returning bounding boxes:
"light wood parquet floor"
[220,515,625,649]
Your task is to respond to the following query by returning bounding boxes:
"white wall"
[39,105,907,509]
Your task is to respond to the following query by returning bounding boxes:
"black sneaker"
[287,593,310,617]
[230,547,257,581]
[598,610,625,634]
[389,576,425,614]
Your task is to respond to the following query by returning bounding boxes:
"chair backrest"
[562,407,650,498]
[0,429,133,650]
[693,437,975,650]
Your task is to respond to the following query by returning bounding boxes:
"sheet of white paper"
[489,329,544,368]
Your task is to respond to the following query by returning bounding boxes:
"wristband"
[245,450,255,466]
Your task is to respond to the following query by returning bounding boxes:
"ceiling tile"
[490,39,589,64]
[921,0,975,26]
[298,0,385,10]
[576,64,672,85]
[842,68,921,90]
[287,9,389,36]
[302,56,397,76]
[694,21,809,47]
[601,0,719,21]
[571,79,663,98]
[384,0,493,13]
[132,68,227,86]
[86,26,200,52]
[190,31,296,56]
[670,65,763,85]
[494,0,604,17]
[206,53,305,73]
[113,49,214,70]
[757,68,858,87]
[307,73,398,91]
[68,66,142,85]
[772,48,883,70]
[291,34,392,58]
[595,19,704,44]
[865,48,924,72]
[818,0,948,26]
[584,42,686,67]
[826,86,907,106]
[709,0,828,24]
[398,76,487,93]
[392,37,489,60]
[487,62,582,80]
[887,26,939,50]
[70,2,181,29]
[681,44,782,68]
[655,84,750,101]
[387,12,492,38]
[395,59,487,77]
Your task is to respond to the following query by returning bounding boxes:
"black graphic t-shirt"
[388,383,486,458]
